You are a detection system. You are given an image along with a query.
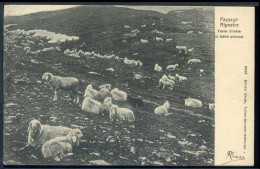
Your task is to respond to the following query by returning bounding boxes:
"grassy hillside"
[4,6,215,166]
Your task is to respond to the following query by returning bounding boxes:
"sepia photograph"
[4,4,216,166]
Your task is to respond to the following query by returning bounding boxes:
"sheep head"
[83,91,93,98]
[87,84,93,89]
[103,97,112,105]
[164,101,170,109]
[42,72,54,82]
[28,119,42,142]
[110,105,119,122]
[67,129,83,147]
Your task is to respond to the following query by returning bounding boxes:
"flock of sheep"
[8,24,214,162]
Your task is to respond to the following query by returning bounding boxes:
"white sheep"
[68,53,80,58]
[81,93,103,114]
[138,61,143,66]
[184,98,203,108]
[20,119,72,150]
[166,38,173,42]
[77,50,85,57]
[140,39,149,44]
[124,25,130,29]
[161,75,175,86]
[188,59,201,64]
[198,31,203,34]
[175,74,187,83]
[154,63,163,72]
[166,64,179,71]
[110,88,127,101]
[151,29,163,35]
[155,37,163,42]
[209,103,215,111]
[42,129,83,161]
[110,105,135,122]
[176,46,187,54]
[27,40,35,45]
[158,79,174,90]
[154,101,170,116]
[84,84,99,99]
[42,72,79,103]
[101,97,114,116]
[141,24,146,28]
[187,48,194,54]
[187,31,194,34]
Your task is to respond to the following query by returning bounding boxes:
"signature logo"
[221,151,245,165]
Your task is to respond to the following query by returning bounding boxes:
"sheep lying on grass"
[18,119,72,151]
[110,88,127,101]
[101,97,114,116]
[154,63,163,72]
[84,84,99,99]
[188,59,201,64]
[82,92,103,114]
[154,101,171,116]
[184,98,203,108]
[42,129,83,162]
[42,72,79,103]
[110,105,135,122]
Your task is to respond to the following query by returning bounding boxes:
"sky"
[4,5,213,16]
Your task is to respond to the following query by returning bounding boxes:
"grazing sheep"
[20,119,72,150]
[101,97,114,116]
[209,103,215,111]
[166,38,173,42]
[176,46,187,54]
[99,84,111,90]
[42,129,83,161]
[81,93,103,114]
[141,24,146,28]
[110,105,135,122]
[175,74,187,83]
[155,37,163,42]
[188,59,201,64]
[42,72,79,103]
[198,31,203,34]
[184,98,203,108]
[110,88,127,101]
[124,57,135,66]
[140,39,149,44]
[154,63,163,72]
[187,48,194,54]
[124,25,130,29]
[98,87,112,101]
[166,64,179,71]
[127,94,144,107]
[187,31,194,34]
[106,68,114,72]
[158,79,174,90]
[154,101,170,116]
[84,84,99,99]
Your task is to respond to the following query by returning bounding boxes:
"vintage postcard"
[3,5,255,166]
